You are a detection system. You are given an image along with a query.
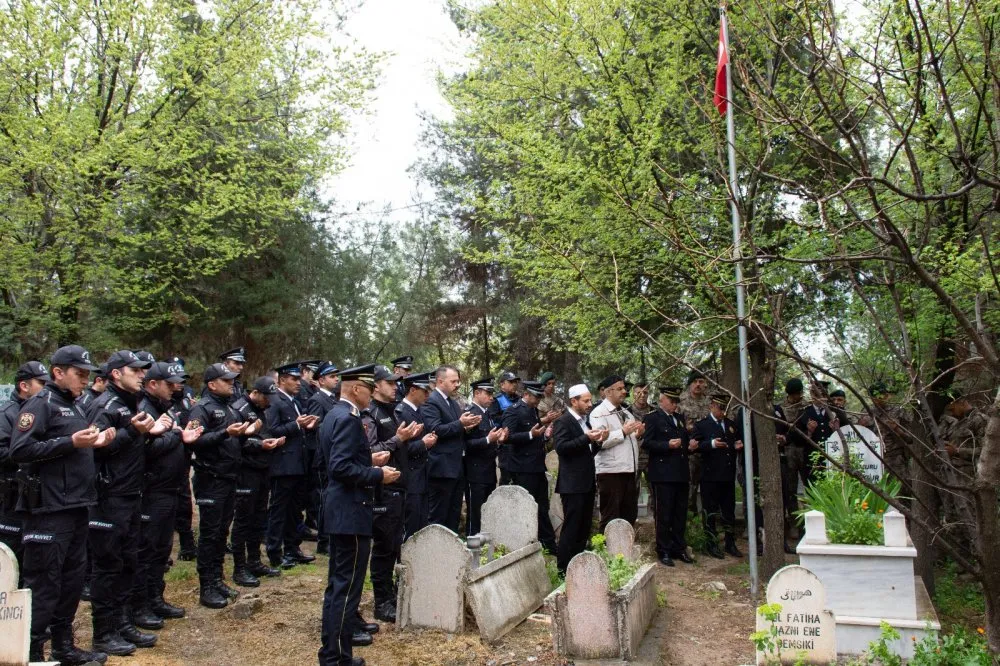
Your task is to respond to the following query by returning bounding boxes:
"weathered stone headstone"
[480,485,538,551]
[0,542,30,666]
[826,425,884,483]
[396,524,469,633]
[465,542,552,642]
[756,565,836,665]
[604,519,638,562]
[564,551,617,658]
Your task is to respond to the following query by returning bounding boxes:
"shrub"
[797,468,902,545]
[588,534,639,590]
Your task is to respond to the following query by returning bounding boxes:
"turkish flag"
[714,20,728,116]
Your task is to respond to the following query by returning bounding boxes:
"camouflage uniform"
[537,393,566,416]
[679,391,711,512]
[939,409,987,550]
[629,401,654,508]
[860,404,911,481]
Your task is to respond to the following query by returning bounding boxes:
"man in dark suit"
[394,373,438,538]
[502,380,557,552]
[553,384,608,573]
[265,363,319,570]
[421,365,481,533]
[643,387,696,566]
[463,378,507,536]
[693,394,744,559]
[318,365,399,666]
[788,379,849,484]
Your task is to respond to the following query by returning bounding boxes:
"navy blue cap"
[219,347,247,363]
[274,363,302,377]
[300,359,323,371]
[499,371,520,382]
[15,361,49,382]
[252,376,278,394]
[659,386,682,400]
[106,350,152,371]
[710,394,730,407]
[471,377,495,393]
[522,380,545,397]
[390,355,413,369]
[598,375,625,391]
[146,362,185,383]
[204,363,240,382]
[402,371,433,390]
[133,350,156,364]
[373,365,394,382]
[316,362,339,379]
[94,362,109,380]
[50,345,99,371]
[339,364,377,387]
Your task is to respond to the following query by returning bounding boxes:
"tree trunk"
[749,336,785,583]
[908,414,939,596]
[975,391,1000,656]
[564,350,581,386]
[720,349,740,398]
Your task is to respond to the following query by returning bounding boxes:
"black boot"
[356,611,379,634]
[118,610,157,648]
[51,624,108,665]
[373,600,397,623]
[316,536,329,555]
[132,604,165,630]
[151,594,186,619]
[288,548,316,564]
[248,560,280,577]
[200,579,228,609]
[215,577,239,599]
[29,640,46,662]
[178,530,197,561]
[706,542,725,559]
[233,566,260,587]
[724,536,743,558]
[92,616,136,657]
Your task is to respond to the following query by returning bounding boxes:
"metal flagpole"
[721,5,759,597]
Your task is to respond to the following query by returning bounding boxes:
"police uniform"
[10,346,107,664]
[169,360,198,561]
[643,388,692,566]
[693,395,742,558]
[553,396,601,573]
[85,350,157,653]
[231,376,281,585]
[463,378,500,538]
[488,371,520,485]
[132,362,189,628]
[395,372,433,538]
[319,365,381,666]
[75,362,108,409]
[501,382,557,552]
[390,355,413,404]
[188,363,244,609]
[217,347,248,404]
[307,362,340,554]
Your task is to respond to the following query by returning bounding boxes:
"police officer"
[86,350,162,655]
[319,364,398,666]
[366,366,424,622]
[307,362,340,555]
[643,387,695,567]
[76,362,108,408]
[464,378,506,537]
[502,380,557,552]
[217,347,248,402]
[693,394,744,559]
[489,371,520,485]
[132,362,203,628]
[169,357,199,562]
[394,372,437,538]
[299,360,322,401]
[788,379,849,483]
[231,377,286,586]
[266,363,319,569]
[390,355,414,404]
[11,345,113,664]
[0,361,49,576]
[188,363,259,609]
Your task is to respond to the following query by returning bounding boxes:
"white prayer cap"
[567,384,590,399]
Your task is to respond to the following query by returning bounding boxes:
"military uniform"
[693,400,742,557]
[643,393,690,564]
[679,389,710,512]
[464,378,500,537]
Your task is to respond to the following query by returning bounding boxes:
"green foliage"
[934,561,986,621]
[866,622,903,666]
[656,588,668,608]
[910,627,992,666]
[797,470,902,545]
[545,554,564,589]
[685,511,709,554]
[750,603,784,662]
[479,542,509,565]
[588,533,640,591]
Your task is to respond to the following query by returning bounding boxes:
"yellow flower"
[877,522,883,528]
[877,509,884,514]
[977,627,985,635]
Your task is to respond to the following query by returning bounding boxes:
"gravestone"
[826,425,883,483]
[756,565,836,665]
[481,485,538,551]
[0,542,30,665]
[604,519,638,562]
[563,551,618,658]
[395,524,469,633]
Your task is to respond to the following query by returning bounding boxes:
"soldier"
[643,387,695,567]
[679,370,711,513]
[789,379,849,484]
[590,375,645,529]
[318,364,399,666]
[265,363,319,569]
[693,395,744,559]
[217,347,248,403]
[390,355,413,404]
[86,350,163,655]
[76,363,108,409]
[231,377,286,587]
[779,378,807,524]
[187,363,259,609]
[0,361,49,577]
[553,384,607,573]
[629,381,653,514]
[829,388,847,410]
[132,362,202,628]
[464,378,507,537]
[490,371,521,485]
[307,362,340,555]
[365,365,424,623]
[11,345,114,664]
[860,382,909,481]
[536,372,566,421]
[938,392,986,551]
[501,380,557,552]
[394,372,437,538]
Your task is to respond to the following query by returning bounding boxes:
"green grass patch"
[164,560,196,583]
[726,562,750,576]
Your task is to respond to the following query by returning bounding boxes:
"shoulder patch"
[17,412,34,431]
[189,419,201,429]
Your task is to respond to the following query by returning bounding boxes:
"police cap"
[499,371,520,383]
[219,347,247,363]
[339,364,377,388]
[252,376,278,395]
[402,372,433,390]
[659,386,682,401]
[50,345,99,371]
[106,350,153,371]
[522,380,545,397]
[204,363,240,383]
[146,362,185,383]
[373,365,394,382]
[710,393,730,408]
[15,361,49,382]
[274,363,302,378]
[390,355,413,369]
[470,377,495,393]
[316,362,340,379]
[133,350,156,364]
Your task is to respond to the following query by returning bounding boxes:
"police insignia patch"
[17,412,34,431]
[189,419,201,429]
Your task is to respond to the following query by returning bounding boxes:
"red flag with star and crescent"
[714,20,728,115]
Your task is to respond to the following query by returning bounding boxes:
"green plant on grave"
[749,602,784,663]
[587,534,639,591]
[479,542,508,565]
[909,626,992,665]
[685,511,709,554]
[865,621,903,666]
[545,554,564,589]
[796,467,902,545]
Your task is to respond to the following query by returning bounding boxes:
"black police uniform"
[319,395,381,666]
[501,398,557,552]
[463,401,499,537]
[171,385,197,559]
[133,388,188,623]
[10,375,97,659]
[307,386,338,545]
[231,394,274,579]
[0,392,27,571]
[421,388,468,532]
[693,412,741,554]
[265,386,309,567]
[642,406,691,562]
[86,377,158,650]
[488,387,518,485]
[552,408,601,573]
[395,398,429,538]
[188,385,244,605]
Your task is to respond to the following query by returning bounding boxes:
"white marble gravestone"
[481,484,538,551]
[604,519,639,562]
[756,565,836,665]
[395,524,469,633]
[826,425,884,483]
[0,542,30,666]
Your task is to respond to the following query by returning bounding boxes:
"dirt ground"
[65,518,777,666]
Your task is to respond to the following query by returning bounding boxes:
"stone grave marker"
[756,565,836,665]
[563,551,617,658]
[826,425,884,483]
[395,524,469,633]
[604,519,638,562]
[0,542,30,665]
[481,485,537,551]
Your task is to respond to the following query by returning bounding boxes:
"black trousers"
[0,509,23,585]
[232,467,270,566]
[465,481,495,537]
[133,492,177,607]
[403,492,427,540]
[510,472,556,551]
[89,494,141,625]
[266,475,303,560]
[701,480,736,543]
[194,473,236,582]
[597,472,638,531]
[22,507,89,645]
[427,474,464,533]
[303,447,321,527]
[557,490,595,573]
[175,463,194,537]
[653,482,689,558]
[319,534,372,666]
[370,489,404,608]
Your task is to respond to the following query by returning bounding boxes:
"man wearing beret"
[679,370,711,514]
[590,375,645,530]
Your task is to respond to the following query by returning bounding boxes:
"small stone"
[703,581,727,592]
[527,657,538,662]
[229,596,263,619]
